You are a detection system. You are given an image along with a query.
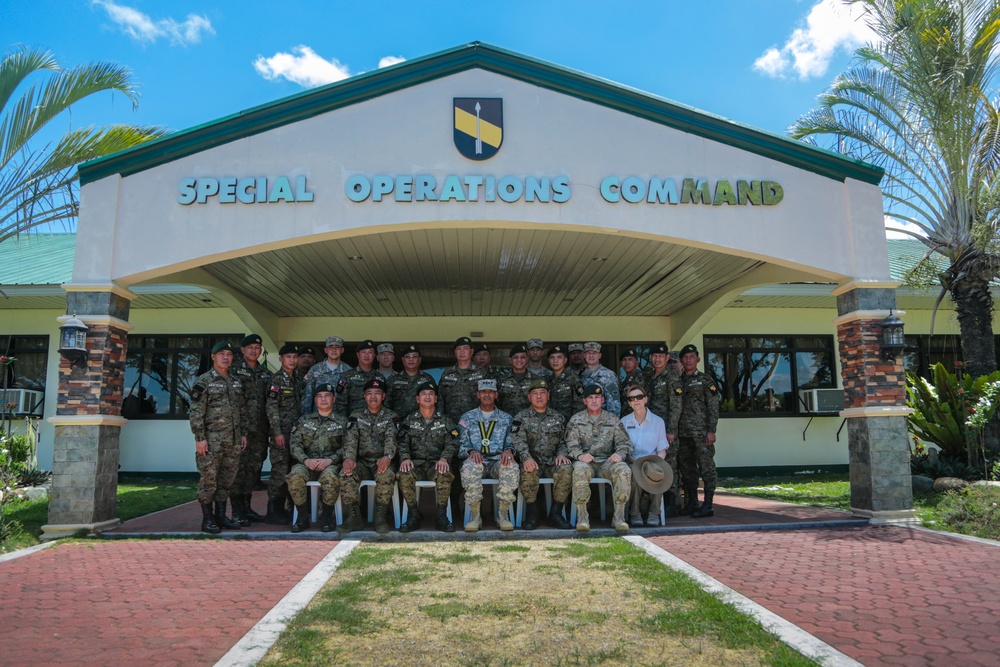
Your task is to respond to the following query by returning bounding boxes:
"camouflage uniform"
[287,411,347,506]
[497,371,534,416]
[397,409,459,506]
[387,370,436,419]
[619,370,646,417]
[231,358,272,495]
[341,406,399,508]
[511,407,571,503]
[677,370,721,492]
[458,407,519,505]
[565,410,632,510]
[301,359,352,414]
[548,370,584,421]
[190,369,246,503]
[527,365,553,379]
[336,367,382,417]
[647,369,683,490]
[266,368,301,502]
[438,363,486,423]
[581,365,622,416]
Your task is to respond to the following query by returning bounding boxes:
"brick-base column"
[42,287,134,540]
[834,282,916,524]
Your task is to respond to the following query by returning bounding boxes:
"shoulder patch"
[337,379,348,393]
[575,386,584,396]
[674,387,683,395]
[191,382,206,401]
[346,416,357,429]
[450,429,459,438]
[709,385,719,396]
[398,422,410,433]
[510,420,522,433]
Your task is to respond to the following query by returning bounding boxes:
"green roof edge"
[78,41,884,186]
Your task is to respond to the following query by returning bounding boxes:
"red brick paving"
[648,526,1000,667]
[0,540,335,667]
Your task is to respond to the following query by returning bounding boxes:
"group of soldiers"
[188,334,720,535]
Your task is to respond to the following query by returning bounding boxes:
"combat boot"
[374,501,391,534]
[200,502,221,534]
[522,501,540,530]
[231,495,251,527]
[662,491,678,519]
[575,503,590,532]
[547,501,572,530]
[435,503,455,532]
[612,498,630,532]
[290,504,310,533]
[265,498,291,525]
[320,503,337,532]
[465,501,482,532]
[215,500,241,530]
[244,493,265,522]
[680,488,699,516]
[497,501,514,531]
[340,502,364,534]
[399,504,422,533]
[692,490,715,518]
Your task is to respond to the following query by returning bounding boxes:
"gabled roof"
[79,42,883,186]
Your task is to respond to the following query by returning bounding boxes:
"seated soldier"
[341,377,398,534]
[286,383,347,533]
[397,381,458,533]
[511,379,573,530]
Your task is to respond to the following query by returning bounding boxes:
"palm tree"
[791,0,1000,387]
[1,44,165,245]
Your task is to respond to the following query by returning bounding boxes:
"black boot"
[691,490,715,518]
[244,493,266,522]
[215,500,241,529]
[680,488,699,516]
[291,504,310,532]
[435,503,455,532]
[547,501,572,530]
[662,491,678,519]
[399,504,422,533]
[231,495,251,527]
[321,503,337,532]
[201,502,221,534]
[265,498,291,525]
[522,500,540,530]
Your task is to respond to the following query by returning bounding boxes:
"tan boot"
[465,501,481,532]
[576,503,590,532]
[497,501,514,531]
[613,496,629,532]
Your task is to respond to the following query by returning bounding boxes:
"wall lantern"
[880,311,906,361]
[59,315,89,368]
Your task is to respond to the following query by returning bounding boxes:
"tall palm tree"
[0,45,165,245]
[791,0,1000,387]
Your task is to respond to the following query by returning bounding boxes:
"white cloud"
[92,0,214,46]
[378,55,406,68]
[253,48,407,88]
[754,0,875,80]
[885,217,927,239]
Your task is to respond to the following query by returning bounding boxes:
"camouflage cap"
[478,378,498,392]
[620,348,638,360]
[567,343,584,353]
[416,380,438,394]
[651,342,669,355]
[377,343,394,354]
[363,376,387,392]
[509,343,527,356]
[401,344,421,356]
[279,343,298,356]
[582,384,604,397]
[547,344,567,357]
[454,336,473,349]
[241,334,263,347]
[526,338,543,349]
[211,341,233,354]
[314,382,336,395]
[528,379,550,393]
[356,339,376,352]
[583,342,602,352]
[325,336,344,347]
[679,344,699,358]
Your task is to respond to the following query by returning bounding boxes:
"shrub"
[907,363,1000,459]
[936,486,1000,541]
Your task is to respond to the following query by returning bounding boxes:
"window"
[704,335,836,417]
[904,335,1000,379]
[1,335,49,392]
[123,334,242,419]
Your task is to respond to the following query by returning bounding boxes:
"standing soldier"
[265,343,301,524]
[287,383,346,533]
[675,344,721,518]
[438,337,486,424]
[302,336,352,414]
[458,379,518,532]
[376,343,397,381]
[567,343,587,378]
[525,338,553,379]
[337,339,381,417]
[189,341,247,534]
[566,385,632,532]
[341,377,398,534]
[511,379,573,530]
[497,343,534,415]
[397,381,459,533]
[618,348,646,417]
[295,345,317,395]
[473,343,508,382]
[547,344,584,421]
[387,344,435,418]
[231,333,272,525]
[580,342,622,416]
[645,342,682,515]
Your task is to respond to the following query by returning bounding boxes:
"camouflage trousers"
[287,463,341,506]
[519,462,572,503]
[677,436,717,491]
[571,460,631,507]
[460,458,519,504]
[398,461,454,506]
[340,459,397,507]
[234,430,269,496]
[267,439,291,501]
[196,433,241,503]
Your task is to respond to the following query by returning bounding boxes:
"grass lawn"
[261,539,818,667]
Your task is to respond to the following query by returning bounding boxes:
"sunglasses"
[627,394,646,402]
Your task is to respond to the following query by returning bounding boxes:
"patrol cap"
[568,343,584,353]
[279,343,298,356]
[509,343,527,356]
[473,343,489,355]
[241,334,263,347]
[582,384,604,397]
[679,344,699,357]
[325,336,344,347]
[363,376,387,392]
[547,344,567,357]
[212,341,233,354]
[377,343,394,354]
[401,344,421,356]
[454,336,473,349]
[478,378,498,392]
[298,345,316,357]
[314,383,336,395]
[528,379,550,393]
[620,348,638,360]
[583,342,602,352]
[651,342,669,355]
[356,339,376,352]
[416,380,438,394]
[526,338,543,349]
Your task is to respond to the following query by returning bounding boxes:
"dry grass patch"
[261,539,816,667]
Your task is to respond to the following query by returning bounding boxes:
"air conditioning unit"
[798,388,844,414]
[1,389,44,417]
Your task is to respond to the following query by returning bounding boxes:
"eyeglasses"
[627,394,646,402]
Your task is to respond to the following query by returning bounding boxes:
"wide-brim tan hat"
[631,455,673,494]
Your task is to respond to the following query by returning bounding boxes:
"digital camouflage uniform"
[647,369,683,492]
[677,370,721,492]
[458,407,519,505]
[231,358,272,495]
[438,363,486,423]
[581,365,622,416]
[565,409,632,510]
[387,370,436,419]
[190,369,246,503]
[336,367,382,417]
[397,409,459,506]
[511,407,571,503]
[548,370,584,421]
[287,411,347,506]
[341,406,399,509]
[619,369,646,417]
[527,365,553,379]
[301,359,352,414]
[497,371,534,416]
[266,368,301,501]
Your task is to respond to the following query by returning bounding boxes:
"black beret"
[547,344,567,357]
[620,348,638,360]
[679,344,699,357]
[356,339,376,352]
[651,342,669,355]
[509,343,527,356]
[363,376,387,392]
[298,345,317,357]
[473,343,489,355]
[314,383,336,395]
[416,380,438,394]
[401,344,421,356]
[582,384,604,397]
[279,343,298,356]
[454,337,473,349]
[241,334,263,347]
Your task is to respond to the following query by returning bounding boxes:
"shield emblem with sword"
[454,98,503,160]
